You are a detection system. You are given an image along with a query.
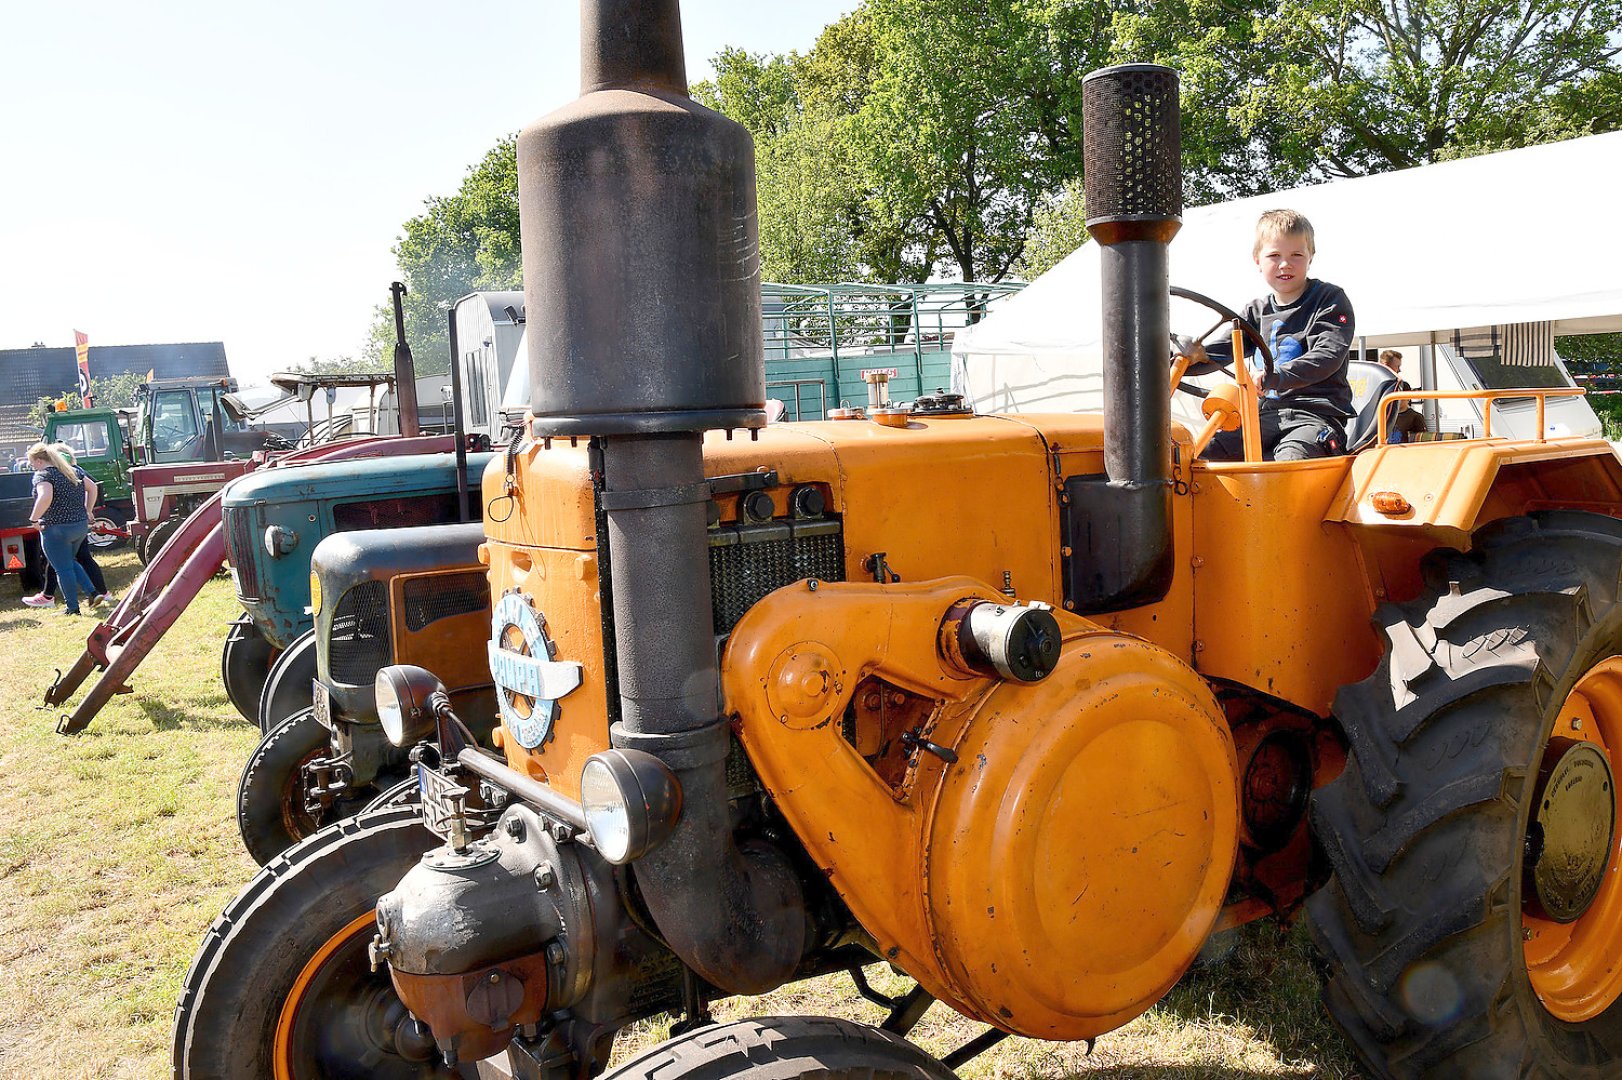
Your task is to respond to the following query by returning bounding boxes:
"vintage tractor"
[219,450,493,729]
[171,6,1622,1079]
[236,520,498,864]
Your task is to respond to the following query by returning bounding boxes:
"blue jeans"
[40,522,96,612]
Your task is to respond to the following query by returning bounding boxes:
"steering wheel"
[1168,286,1275,393]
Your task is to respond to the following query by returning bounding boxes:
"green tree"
[1229,0,1622,178]
[1014,178,1087,280]
[288,355,388,376]
[27,372,149,429]
[848,0,1107,284]
[694,37,905,284]
[698,3,1104,287]
[372,136,523,373]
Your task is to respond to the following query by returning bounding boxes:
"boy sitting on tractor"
[1189,209,1357,460]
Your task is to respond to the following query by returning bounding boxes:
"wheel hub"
[1527,737,1616,923]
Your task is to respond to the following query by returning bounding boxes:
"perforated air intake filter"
[1082,64,1182,244]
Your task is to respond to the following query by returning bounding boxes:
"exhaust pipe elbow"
[613,723,807,994]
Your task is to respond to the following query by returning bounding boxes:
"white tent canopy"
[955,131,1622,416]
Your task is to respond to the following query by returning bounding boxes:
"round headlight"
[375,665,447,747]
[581,758,633,863]
[579,749,682,865]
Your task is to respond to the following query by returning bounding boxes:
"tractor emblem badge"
[488,591,582,749]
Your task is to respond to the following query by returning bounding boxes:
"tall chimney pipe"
[389,281,421,438]
[515,0,804,995]
[1067,64,1182,612]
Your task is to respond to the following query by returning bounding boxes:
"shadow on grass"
[46,698,242,737]
[134,696,249,733]
[1152,919,1363,1079]
[1064,1063,1317,1070]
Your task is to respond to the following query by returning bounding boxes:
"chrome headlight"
[375,664,448,747]
[579,749,682,864]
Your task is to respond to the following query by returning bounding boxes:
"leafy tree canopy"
[369,136,522,374]
[376,0,1622,332]
[27,372,148,429]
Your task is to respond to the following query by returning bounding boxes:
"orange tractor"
[172,4,1622,1078]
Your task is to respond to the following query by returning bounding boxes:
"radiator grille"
[403,571,490,632]
[224,506,261,601]
[332,492,461,533]
[329,580,391,686]
[708,519,843,634]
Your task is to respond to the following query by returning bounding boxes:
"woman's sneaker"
[22,593,54,608]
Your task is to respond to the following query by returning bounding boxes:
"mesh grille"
[402,571,490,632]
[1083,64,1181,227]
[709,520,843,633]
[224,506,261,600]
[329,580,391,686]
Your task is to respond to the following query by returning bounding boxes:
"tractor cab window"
[200,387,249,432]
[149,390,202,462]
[53,419,112,458]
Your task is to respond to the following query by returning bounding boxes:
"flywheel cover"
[923,632,1238,1039]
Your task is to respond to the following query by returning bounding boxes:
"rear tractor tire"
[1309,511,1622,1078]
[171,808,445,1079]
[602,1016,959,1080]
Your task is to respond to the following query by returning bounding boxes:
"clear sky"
[0,1,853,388]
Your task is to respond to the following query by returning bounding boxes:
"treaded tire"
[221,614,278,724]
[258,627,318,734]
[601,1016,959,1080]
[171,808,441,1080]
[237,707,374,866]
[143,513,184,566]
[87,505,129,551]
[364,775,420,813]
[1308,511,1622,1078]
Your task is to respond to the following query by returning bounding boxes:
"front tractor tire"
[602,1017,959,1080]
[237,707,374,866]
[172,808,443,1080]
[141,513,185,566]
[221,614,279,724]
[1310,511,1622,1078]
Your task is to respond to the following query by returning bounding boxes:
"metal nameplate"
[311,679,332,728]
[417,763,470,844]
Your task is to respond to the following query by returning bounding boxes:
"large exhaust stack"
[1070,65,1182,612]
[516,0,805,994]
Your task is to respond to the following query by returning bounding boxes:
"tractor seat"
[1344,360,1400,452]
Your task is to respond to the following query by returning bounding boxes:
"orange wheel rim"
[273,911,378,1080]
[1525,657,1622,1022]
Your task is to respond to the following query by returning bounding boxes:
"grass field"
[0,548,1365,1079]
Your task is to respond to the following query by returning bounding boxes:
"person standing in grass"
[25,441,99,616]
[22,443,113,609]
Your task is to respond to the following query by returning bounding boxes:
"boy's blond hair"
[1253,209,1316,257]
